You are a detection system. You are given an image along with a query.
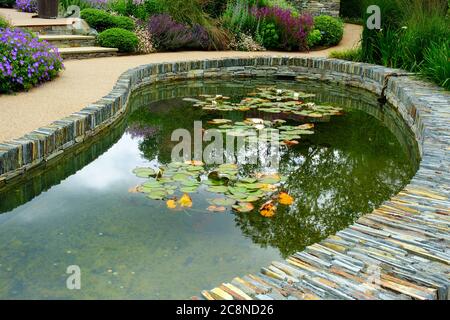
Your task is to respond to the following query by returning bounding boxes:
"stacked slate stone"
[290,0,341,17]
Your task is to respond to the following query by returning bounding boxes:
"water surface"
[0,80,419,299]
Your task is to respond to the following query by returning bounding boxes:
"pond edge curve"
[0,57,449,300]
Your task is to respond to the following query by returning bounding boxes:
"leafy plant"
[257,0,299,16]
[222,0,259,35]
[229,33,265,51]
[0,15,9,28]
[252,6,313,51]
[80,8,135,32]
[108,0,164,20]
[135,23,155,54]
[307,29,322,48]
[313,15,344,46]
[97,27,139,52]
[360,0,449,89]
[0,28,64,93]
[421,40,450,90]
[258,22,280,49]
[329,47,362,61]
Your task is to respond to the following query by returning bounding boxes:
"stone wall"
[290,0,341,17]
[0,57,448,187]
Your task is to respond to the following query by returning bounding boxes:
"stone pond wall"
[0,57,448,300]
[290,0,341,17]
[0,57,448,184]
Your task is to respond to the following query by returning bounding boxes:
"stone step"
[39,34,96,48]
[14,18,79,35]
[58,46,118,60]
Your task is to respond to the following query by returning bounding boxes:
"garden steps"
[38,35,96,48]
[58,47,118,60]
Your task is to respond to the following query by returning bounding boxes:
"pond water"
[0,79,420,299]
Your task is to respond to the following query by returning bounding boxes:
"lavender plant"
[148,14,211,51]
[0,28,64,93]
[15,0,37,12]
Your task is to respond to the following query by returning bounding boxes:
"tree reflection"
[127,91,418,258]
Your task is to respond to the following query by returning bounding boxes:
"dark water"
[0,79,419,299]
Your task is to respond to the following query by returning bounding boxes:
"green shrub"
[314,15,344,46]
[258,0,299,15]
[307,29,322,48]
[258,22,280,49]
[113,15,135,30]
[421,40,450,90]
[0,0,15,8]
[222,0,258,35]
[80,8,135,32]
[108,0,164,20]
[60,0,95,12]
[330,47,362,61]
[97,28,138,52]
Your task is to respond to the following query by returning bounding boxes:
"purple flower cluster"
[148,14,211,51]
[0,28,64,93]
[15,0,37,13]
[252,6,313,51]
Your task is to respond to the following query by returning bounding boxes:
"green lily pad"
[208,198,236,206]
[147,190,167,200]
[133,167,156,178]
[207,186,229,193]
[232,202,255,213]
[180,186,199,193]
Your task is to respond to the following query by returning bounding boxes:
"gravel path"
[0,22,362,142]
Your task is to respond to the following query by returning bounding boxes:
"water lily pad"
[208,198,236,206]
[240,177,257,184]
[172,173,191,182]
[232,202,254,213]
[207,206,227,212]
[180,186,199,193]
[133,167,156,178]
[207,186,229,193]
[208,119,232,125]
[147,190,167,200]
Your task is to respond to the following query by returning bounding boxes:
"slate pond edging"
[0,57,448,300]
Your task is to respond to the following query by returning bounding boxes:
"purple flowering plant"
[252,6,313,51]
[148,14,211,51]
[16,0,37,13]
[0,28,64,93]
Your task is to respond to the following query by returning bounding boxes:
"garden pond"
[0,79,420,299]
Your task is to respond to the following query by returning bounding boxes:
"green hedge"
[80,8,135,32]
[97,28,138,53]
[314,15,344,46]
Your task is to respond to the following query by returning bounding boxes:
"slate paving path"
[197,74,450,300]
